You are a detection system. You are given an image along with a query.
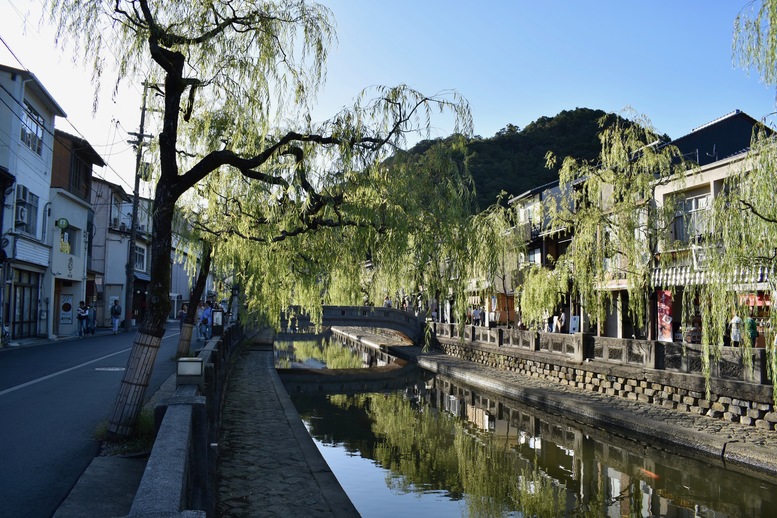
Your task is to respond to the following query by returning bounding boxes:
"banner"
[657,290,673,342]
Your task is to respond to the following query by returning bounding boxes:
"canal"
[278,337,777,517]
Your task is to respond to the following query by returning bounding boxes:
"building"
[48,129,105,337]
[0,64,66,340]
[91,177,132,328]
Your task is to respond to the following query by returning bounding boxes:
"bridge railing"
[321,305,424,342]
[432,323,769,385]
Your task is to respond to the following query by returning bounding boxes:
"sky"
[1,0,775,189]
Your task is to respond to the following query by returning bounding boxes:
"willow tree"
[541,113,685,336]
[189,134,485,332]
[47,0,472,436]
[666,2,777,398]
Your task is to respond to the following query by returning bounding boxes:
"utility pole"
[124,81,152,331]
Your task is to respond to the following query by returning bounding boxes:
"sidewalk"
[215,331,359,517]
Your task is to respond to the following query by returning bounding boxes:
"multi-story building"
[48,129,105,337]
[0,64,65,340]
[91,177,132,328]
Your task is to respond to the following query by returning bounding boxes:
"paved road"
[0,327,180,518]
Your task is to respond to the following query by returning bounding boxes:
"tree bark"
[107,180,179,436]
[176,243,213,357]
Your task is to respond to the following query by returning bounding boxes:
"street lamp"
[176,357,204,387]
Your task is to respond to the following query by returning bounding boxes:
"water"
[290,374,777,517]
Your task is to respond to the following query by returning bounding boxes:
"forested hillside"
[407,108,647,210]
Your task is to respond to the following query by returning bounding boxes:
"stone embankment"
[331,326,777,481]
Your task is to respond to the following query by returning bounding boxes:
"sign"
[570,315,580,334]
[60,294,74,325]
[657,290,673,342]
[56,218,69,229]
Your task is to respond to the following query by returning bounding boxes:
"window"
[60,226,78,255]
[20,101,44,155]
[528,247,542,265]
[15,185,39,237]
[673,194,710,244]
[134,245,146,271]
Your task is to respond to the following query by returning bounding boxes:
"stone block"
[764,412,777,423]
[711,402,726,412]
[747,408,765,419]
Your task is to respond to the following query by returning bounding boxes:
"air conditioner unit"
[15,205,27,224]
[16,186,28,203]
[138,224,146,233]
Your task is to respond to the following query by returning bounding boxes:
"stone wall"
[433,331,777,431]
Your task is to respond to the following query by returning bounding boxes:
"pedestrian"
[558,310,565,333]
[383,295,392,308]
[77,301,87,337]
[202,301,213,341]
[110,299,122,334]
[730,310,743,347]
[472,306,480,326]
[87,304,96,335]
[746,310,758,347]
[177,304,188,330]
[196,302,205,340]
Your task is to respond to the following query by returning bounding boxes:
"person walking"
[730,310,743,347]
[202,301,213,341]
[87,304,96,335]
[77,301,88,337]
[196,302,205,340]
[177,304,188,331]
[110,299,122,334]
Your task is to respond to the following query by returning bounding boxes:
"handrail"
[127,322,243,517]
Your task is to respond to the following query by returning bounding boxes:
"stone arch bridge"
[319,305,425,344]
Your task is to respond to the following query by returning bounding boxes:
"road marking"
[0,348,131,397]
[95,367,126,372]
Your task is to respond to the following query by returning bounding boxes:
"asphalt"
[33,326,777,516]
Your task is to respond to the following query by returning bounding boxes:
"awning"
[134,272,151,282]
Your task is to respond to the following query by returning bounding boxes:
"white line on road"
[0,331,181,397]
[0,348,131,397]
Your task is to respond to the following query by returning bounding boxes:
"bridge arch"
[320,305,425,343]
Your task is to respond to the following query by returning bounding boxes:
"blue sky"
[1,1,775,184]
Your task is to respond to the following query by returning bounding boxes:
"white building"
[0,65,65,340]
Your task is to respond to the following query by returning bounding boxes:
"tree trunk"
[107,186,176,437]
[176,243,212,358]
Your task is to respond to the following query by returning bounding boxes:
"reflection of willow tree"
[286,339,364,369]
[365,393,565,516]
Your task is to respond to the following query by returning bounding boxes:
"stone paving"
[216,338,359,518]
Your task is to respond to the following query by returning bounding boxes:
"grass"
[95,408,157,456]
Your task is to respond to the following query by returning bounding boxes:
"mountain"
[408,108,630,210]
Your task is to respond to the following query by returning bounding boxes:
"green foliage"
[549,111,685,333]
[406,108,634,211]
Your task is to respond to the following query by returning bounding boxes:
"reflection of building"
[427,375,775,516]
[0,65,65,339]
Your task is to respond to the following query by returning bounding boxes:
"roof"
[55,129,106,167]
[669,110,769,167]
[0,64,67,118]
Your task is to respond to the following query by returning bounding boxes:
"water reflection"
[275,338,365,369]
[291,373,777,517]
